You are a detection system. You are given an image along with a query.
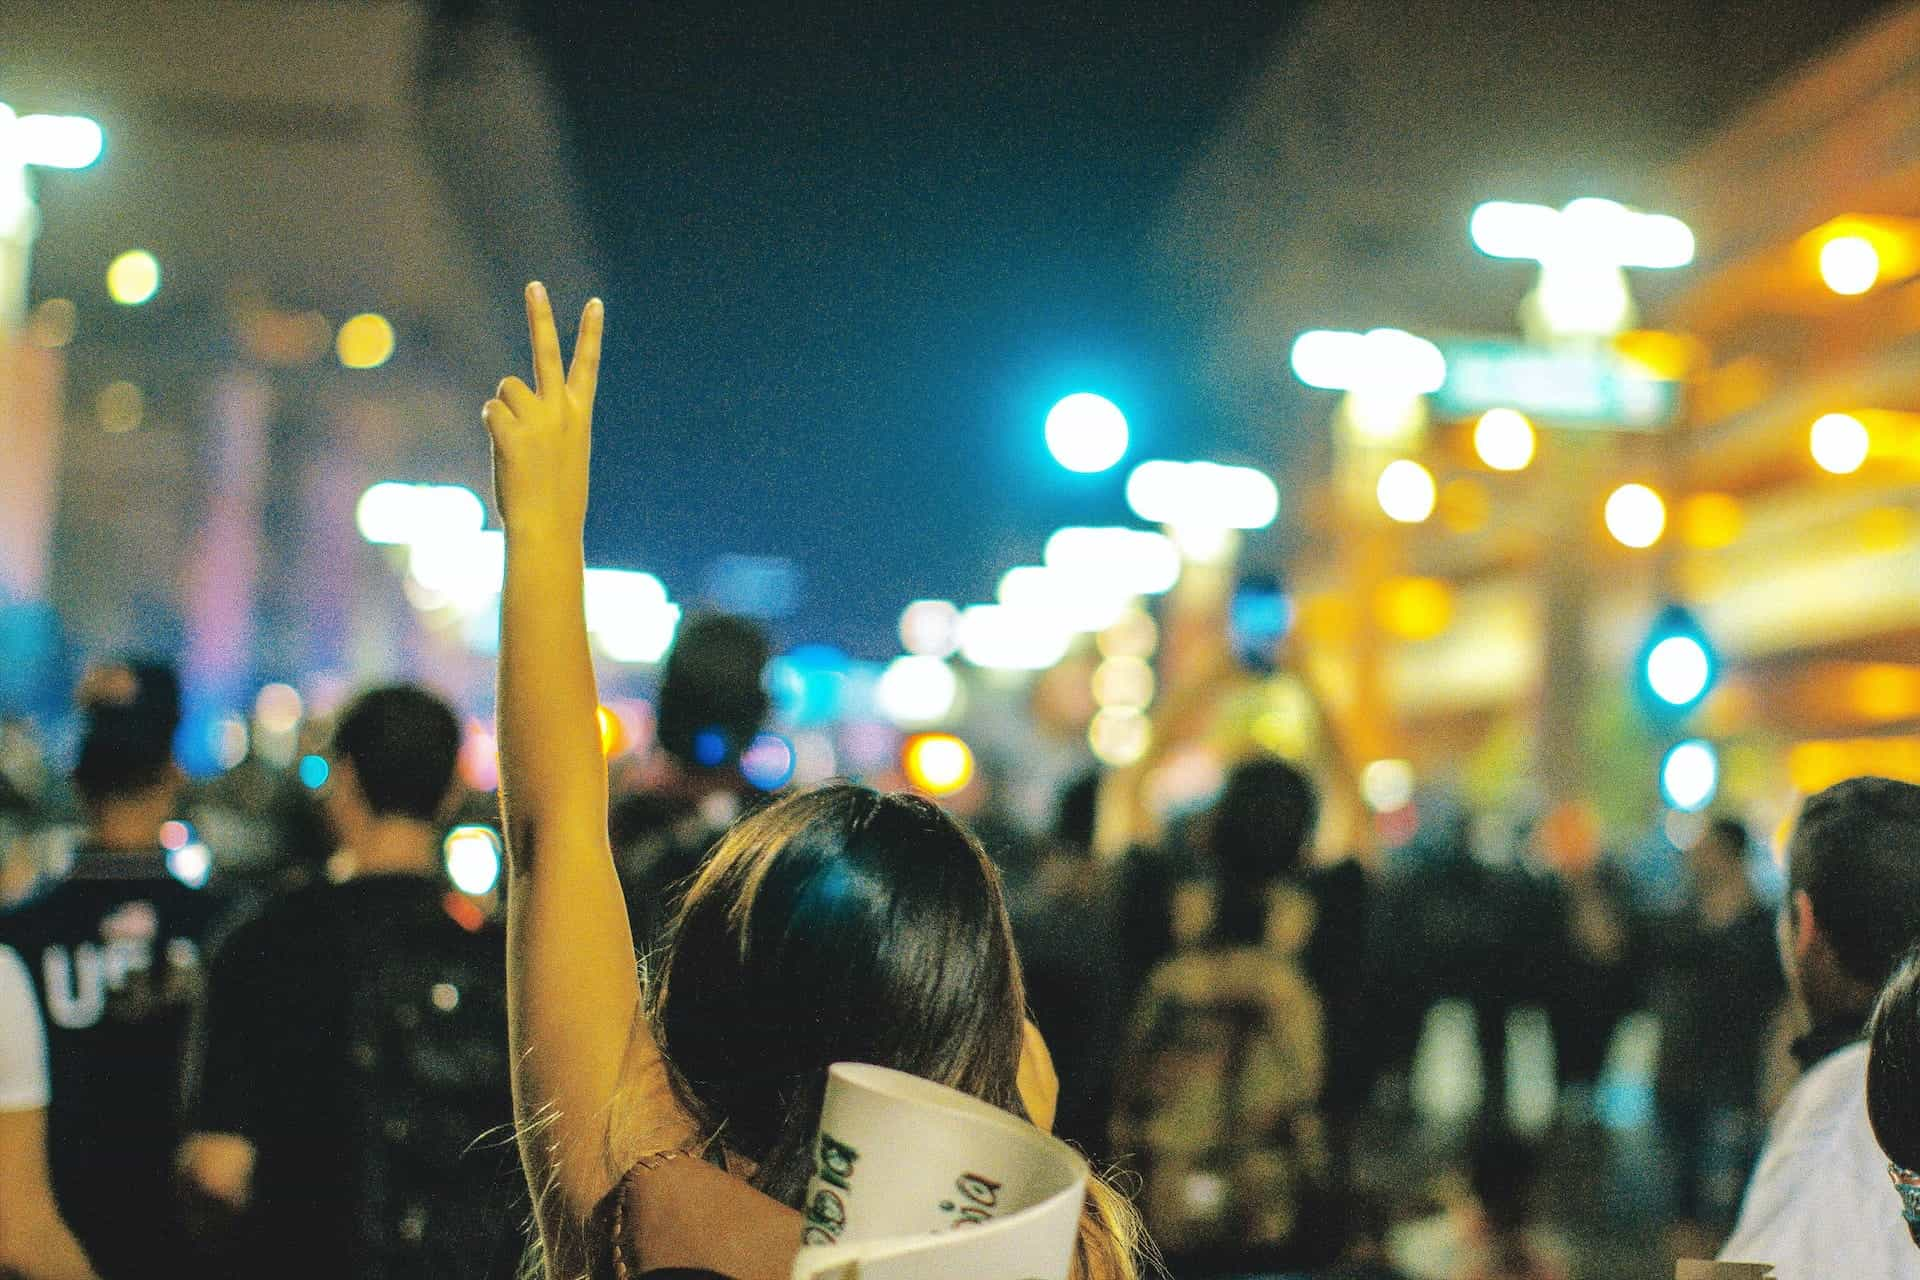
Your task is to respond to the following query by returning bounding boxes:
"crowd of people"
[3,285,1920,1280]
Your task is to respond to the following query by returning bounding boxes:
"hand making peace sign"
[483,282,603,536]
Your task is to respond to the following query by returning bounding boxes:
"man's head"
[72,705,182,836]
[1783,777,1920,1025]
[656,613,771,772]
[324,685,462,837]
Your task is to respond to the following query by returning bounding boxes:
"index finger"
[567,298,604,408]
[524,282,565,394]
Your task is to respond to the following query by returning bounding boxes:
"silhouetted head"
[655,614,771,772]
[652,784,1026,1206]
[1211,757,1318,944]
[1869,947,1920,1245]
[325,685,463,830]
[72,659,181,812]
[1785,777,1920,1023]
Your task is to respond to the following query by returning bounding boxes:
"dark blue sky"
[517,3,1298,657]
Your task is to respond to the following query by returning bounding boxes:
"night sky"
[515,3,1298,657]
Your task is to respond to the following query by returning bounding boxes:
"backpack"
[340,903,522,1280]
[1114,942,1329,1259]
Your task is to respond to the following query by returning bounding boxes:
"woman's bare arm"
[487,285,692,1268]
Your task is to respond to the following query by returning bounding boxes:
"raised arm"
[487,285,692,1269]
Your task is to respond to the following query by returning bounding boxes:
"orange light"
[903,733,974,797]
[596,705,622,757]
[1373,576,1453,641]
[1677,493,1742,549]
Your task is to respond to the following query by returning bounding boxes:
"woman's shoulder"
[592,1151,803,1280]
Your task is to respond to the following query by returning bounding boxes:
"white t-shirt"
[0,942,51,1111]
[1721,1041,1920,1279]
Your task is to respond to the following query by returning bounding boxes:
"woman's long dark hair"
[1870,946,1920,1172]
[627,783,1140,1280]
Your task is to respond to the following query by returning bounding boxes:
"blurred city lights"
[444,825,503,896]
[1819,235,1880,295]
[899,599,962,658]
[1810,412,1870,474]
[1470,198,1695,269]
[28,297,76,348]
[95,381,143,433]
[1660,740,1719,812]
[159,820,191,852]
[15,113,105,169]
[596,705,623,756]
[253,683,303,735]
[1374,577,1454,641]
[1170,522,1236,564]
[167,842,212,889]
[740,733,798,791]
[1361,759,1416,813]
[903,733,975,796]
[215,716,249,770]
[407,529,505,612]
[1376,460,1437,523]
[1044,526,1181,596]
[1289,328,1446,394]
[106,250,160,306]
[337,313,396,369]
[583,568,680,664]
[1044,393,1129,473]
[1646,636,1712,707]
[1473,408,1535,471]
[1604,483,1666,548]
[1677,493,1743,549]
[997,564,1130,633]
[1124,460,1279,530]
[298,754,330,789]
[459,722,500,792]
[355,482,486,546]
[1097,608,1159,660]
[876,655,959,727]
[1089,707,1151,767]
[956,604,1071,671]
[1438,478,1490,533]
[1092,656,1155,709]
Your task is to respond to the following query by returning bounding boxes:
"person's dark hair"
[1210,757,1318,945]
[1869,946,1920,1174]
[72,706,174,804]
[645,784,1138,1278]
[1706,816,1750,862]
[1789,777,1920,992]
[1053,770,1100,857]
[655,614,770,771]
[329,685,463,822]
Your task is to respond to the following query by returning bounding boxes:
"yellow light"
[1677,493,1742,549]
[1810,412,1870,474]
[1438,478,1489,533]
[1091,656,1155,709]
[336,313,396,369]
[1614,330,1704,380]
[1376,459,1436,523]
[903,733,974,797]
[1373,576,1454,641]
[94,381,143,433]
[1861,506,1917,551]
[596,705,622,756]
[1849,665,1920,722]
[1088,707,1152,767]
[1473,408,1535,471]
[1097,608,1158,660]
[1820,235,1880,295]
[106,250,160,306]
[27,297,76,348]
[1604,483,1666,548]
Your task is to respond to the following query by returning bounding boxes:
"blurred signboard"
[1434,340,1677,429]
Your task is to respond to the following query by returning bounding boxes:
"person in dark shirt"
[1652,816,1786,1237]
[0,670,227,1280]
[179,685,517,1280]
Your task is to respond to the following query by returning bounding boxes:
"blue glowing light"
[740,733,797,791]
[298,754,331,789]
[692,729,728,768]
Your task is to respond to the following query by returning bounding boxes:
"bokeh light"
[336,313,396,369]
[167,842,212,889]
[17,113,104,169]
[1376,460,1436,523]
[1819,235,1880,295]
[1361,759,1415,813]
[1646,635,1712,707]
[1044,393,1129,473]
[1660,740,1719,812]
[95,381,143,433]
[899,599,961,658]
[1678,493,1743,549]
[1473,408,1536,472]
[740,733,798,791]
[1810,412,1870,475]
[444,825,503,895]
[876,655,959,727]
[1374,577,1454,641]
[1125,460,1280,530]
[956,604,1071,671]
[253,683,303,735]
[1091,656,1155,709]
[107,250,161,306]
[1098,608,1159,661]
[903,733,975,796]
[28,297,77,348]
[1088,707,1152,767]
[298,754,331,789]
[159,820,191,852]
[1604,483,1666,548]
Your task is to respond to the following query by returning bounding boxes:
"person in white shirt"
[0,941,99,1280]
[1720,777,1920,1278]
